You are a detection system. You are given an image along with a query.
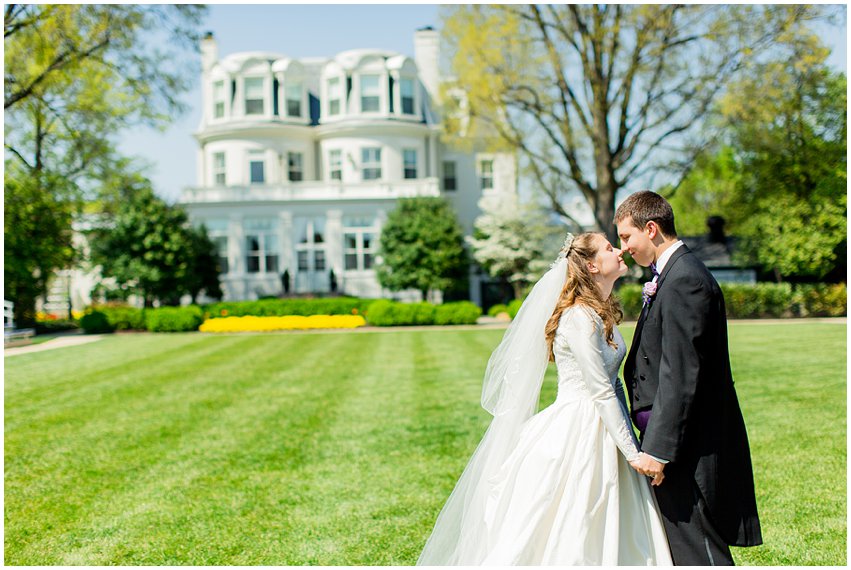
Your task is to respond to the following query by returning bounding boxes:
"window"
[244,77,265,115]
[443,160,457,191]
[212,236,229,273]
[329,149,342,181]
[244,218,278,274]
[213,80,225,118]
[479,159,494,191]
[286,83,301,117]
[343,217,378,271]
[362,147,381,180]
[400,78,415,115]
[288,152,303,182]
[360,74,380,112]
[249,151,265,184]
[328,77,341,116]
[403,149,417,179]
[295,218,327,281]
[213,152,226,185]
[314,250,326,271]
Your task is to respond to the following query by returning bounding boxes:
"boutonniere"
[642,281,658,306]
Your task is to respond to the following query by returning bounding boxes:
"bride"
[417,232,672,565]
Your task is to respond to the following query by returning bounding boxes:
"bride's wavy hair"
[545,232,623,361]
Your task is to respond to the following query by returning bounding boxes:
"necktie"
[650,263,659,278]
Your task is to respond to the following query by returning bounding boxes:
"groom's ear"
[645,221,659,239]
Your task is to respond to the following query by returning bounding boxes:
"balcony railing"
[180,178,441,203]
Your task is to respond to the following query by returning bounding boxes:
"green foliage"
[434,302,483,326]
[3,164,76,328]
[79,311,113,334]
[487,304,509,317]
[34,320,79,335]
[92,305,146,331]
[507,299,524,319]
[4,324,845,564]
[144,306,203,332]
[204,298,374,319]
[617,282,847,320]
[376,197,469,297]
[668,57,846,280]
[91,188,222,306]
[440,5,832,242]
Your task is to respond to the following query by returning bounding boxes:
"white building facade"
[180,28,516,304]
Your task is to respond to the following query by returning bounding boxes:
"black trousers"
[653,463,734,566]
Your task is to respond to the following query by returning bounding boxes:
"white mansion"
[180,28,516,304]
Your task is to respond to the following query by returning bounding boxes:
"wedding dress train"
[418,305,672,565]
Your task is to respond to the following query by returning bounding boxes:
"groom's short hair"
[615,191,677,238]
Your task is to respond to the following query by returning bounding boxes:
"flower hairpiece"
[551,232,575,268]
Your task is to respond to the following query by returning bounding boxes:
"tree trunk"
[595,176,619,246]
[512,281,525,301]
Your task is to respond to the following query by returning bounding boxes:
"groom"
[615,191,762,565]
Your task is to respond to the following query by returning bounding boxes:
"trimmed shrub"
[80,311,114,334]
[94,305,146,331]
[617,284,644,320]
[435,302,482,325]
[487,304,509,317]
[199,315,366,332]
[792,283,847,317]
[204,297,374,319]
[35,319,79,335]
[507,299,524,319]
[145,306,204,332]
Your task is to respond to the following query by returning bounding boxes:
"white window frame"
[361,147,382,180]
[248,151,266,184]
[360,74,381,113]
[295,218,326,273]
[244,219,279,274]
[288,152,303,182]
[328,149,342,181]
[403,149,417,179]
[343,217,378,272]
[244,76,265,116]
[478,158,494,191]
[400,77,415,115]
[204,219,231,275]
[327,77,342,116]
[213,152,226,186]
[213,80,226,119]
[443,160,457,191]
[285,83,302,117]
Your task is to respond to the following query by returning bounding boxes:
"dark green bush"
[80,311,114,334]
[507,299,524,319]
[617,282,845,320]
[435,302,482,325]
[145,306,203,332]
[93,305,146,331]
[35,319,79,335]
[487,303,509,317]
[204,297,374,318]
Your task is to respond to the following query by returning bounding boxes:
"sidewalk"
[4,333,105,357]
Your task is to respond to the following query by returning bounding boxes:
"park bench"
[4,300,35,346]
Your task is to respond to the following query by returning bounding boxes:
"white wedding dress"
[419,305,672,565]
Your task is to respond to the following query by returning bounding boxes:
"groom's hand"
[631,452,666,486]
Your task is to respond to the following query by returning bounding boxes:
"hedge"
[366,300,481,326]
[615,282,846,320]
[204,298,374,319]
[80,311,113,334]
[145,306,204,332]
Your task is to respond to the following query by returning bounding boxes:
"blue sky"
[119,4,847,202]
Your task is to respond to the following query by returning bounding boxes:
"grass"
[4,321,846,565]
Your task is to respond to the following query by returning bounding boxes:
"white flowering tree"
[467,195,563,299]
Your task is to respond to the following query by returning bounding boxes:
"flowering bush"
[199,315,367,333]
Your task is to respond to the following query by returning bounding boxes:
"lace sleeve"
[562,307,640,462]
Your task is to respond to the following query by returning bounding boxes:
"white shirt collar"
[654,240,684,275]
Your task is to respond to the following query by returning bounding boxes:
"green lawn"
[4,322,846,565]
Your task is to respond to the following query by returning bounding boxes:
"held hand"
[630,452,666,486]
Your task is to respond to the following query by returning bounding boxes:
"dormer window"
[328,77,342,116]
[400,78,415,115]
[244,77,265,115]
[213,80,226,118]
[360,74,380,112]
[286,83,302,117]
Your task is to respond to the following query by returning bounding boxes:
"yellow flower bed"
[199,314,367,333]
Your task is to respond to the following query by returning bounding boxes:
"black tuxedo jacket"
[624,245,762,547]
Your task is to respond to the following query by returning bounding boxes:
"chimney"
[414,26,440,103]
[201,31,218,73]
